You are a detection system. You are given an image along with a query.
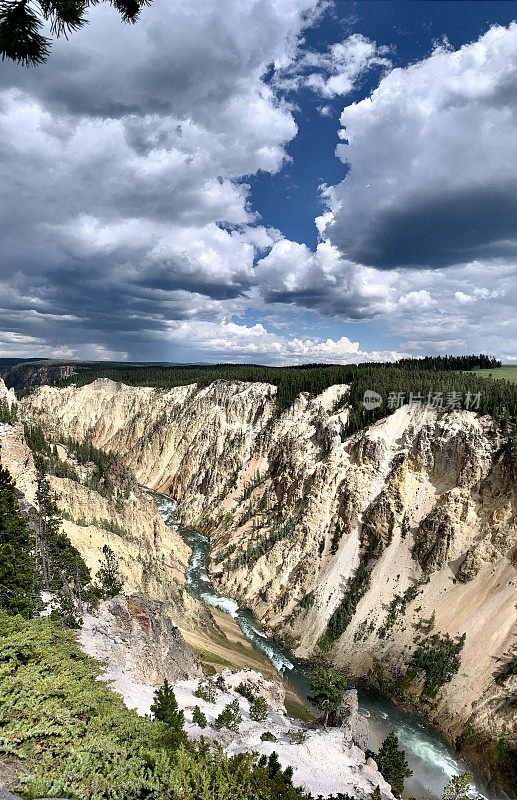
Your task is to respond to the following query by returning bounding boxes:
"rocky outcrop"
[329,689,369,751]
[0,422,37,506]
[49,476,190,604]
[20,380,517,772]
[80,593,202,686]
[0,378,16,409]
[21,379,277,522]
[1,364,76,396]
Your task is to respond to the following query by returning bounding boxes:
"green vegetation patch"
[318,563,372,649]
[0,612,174,799]
[0,612,313,800]
[0,398,17,424]
[470,365,517,384]
[409,632,466,696]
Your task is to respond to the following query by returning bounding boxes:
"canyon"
[2,375,516,793]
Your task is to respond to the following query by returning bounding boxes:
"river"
[153,493,494,800]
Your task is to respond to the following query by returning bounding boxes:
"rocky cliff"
[0,404,210,679]
[20,379,517,782]
[0,419,190,609]
[81,593,202,685]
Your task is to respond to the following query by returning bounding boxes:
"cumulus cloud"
[255,241,517,359]
[252,23,517,360]
[321,23,517,270]
[257,240,398,318]
[1,6,515,364]
[160,319,404,365]
[276,33,391,97]
[0,0,321,360]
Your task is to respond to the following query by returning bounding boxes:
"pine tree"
[250,695,268,722]
[95,544,123,599]
[0,0,153,67]
[34,458,91,626]
[194,680,217,703]
[0,399,16,425]
[308,666,348,726]
[376,732,412,798]
[442,773,473,800]
[150,679,185,748]
[0,464,40,617]
[215,699,242,732]
[192,705,207,729]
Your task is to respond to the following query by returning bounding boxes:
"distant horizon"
[1,354,512,368]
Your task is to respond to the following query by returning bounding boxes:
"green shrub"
[260,731,278,743]
[250,696,269,723]
[409,632,466,695]
[442,772,473,800]
[236,681,257,702]
[192,705,208,729]
[319,564,371,648]
[215,700,242,732]
[194,680,217,703]
[288,729,307,744]
[0,611,175,799]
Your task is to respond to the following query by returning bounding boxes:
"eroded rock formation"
[19,379,517,772]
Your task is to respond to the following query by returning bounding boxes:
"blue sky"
[251,1,517,248]
[0,0,516,363]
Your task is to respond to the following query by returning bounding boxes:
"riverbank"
[179,606,312,721]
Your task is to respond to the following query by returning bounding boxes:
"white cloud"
[397,290,436,309]
[321,23,517,270]
[257,239,398,318]
[276,33,391,97]
[254,23,517,360]
[161,319,404,365]
[0,0,321,358]
[0,8,515,364]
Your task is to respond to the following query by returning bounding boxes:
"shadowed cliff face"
[20,379,517,767]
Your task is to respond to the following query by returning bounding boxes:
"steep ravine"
[152,492,489,800]
[21,379,517,791]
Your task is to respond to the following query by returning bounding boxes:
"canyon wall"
[20,379,517,771]
[0,406,207,658]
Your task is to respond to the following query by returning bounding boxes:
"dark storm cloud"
[1,4,516,362]
[330,185,517,270]
[0,0,317,357]
[261,287,379,319]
